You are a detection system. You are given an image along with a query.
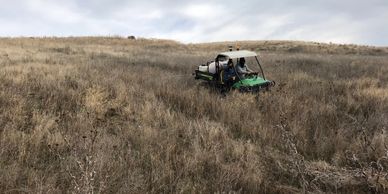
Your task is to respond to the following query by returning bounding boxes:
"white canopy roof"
[218,50,257,59]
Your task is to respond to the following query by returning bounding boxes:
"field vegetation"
[0,37,387,193]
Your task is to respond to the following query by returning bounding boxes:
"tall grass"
[0,37,387,193]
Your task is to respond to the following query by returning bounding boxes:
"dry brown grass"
[0,37,387,193]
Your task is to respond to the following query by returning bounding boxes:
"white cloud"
[183,4,221,19]
[0,0,387,45]
[24,0,83,23]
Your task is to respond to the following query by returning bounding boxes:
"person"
[223,59,236,86]
[236,58,255,78]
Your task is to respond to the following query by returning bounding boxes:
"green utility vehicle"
[194,48,275,93]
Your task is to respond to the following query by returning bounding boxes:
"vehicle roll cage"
[215,53,266,83]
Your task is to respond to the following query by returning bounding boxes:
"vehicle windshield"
[233,57,260,72]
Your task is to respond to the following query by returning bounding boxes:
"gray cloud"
[0,0,387,46]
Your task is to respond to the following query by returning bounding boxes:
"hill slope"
[0,37,387,193]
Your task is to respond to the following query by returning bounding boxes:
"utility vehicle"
[194,47,275,93]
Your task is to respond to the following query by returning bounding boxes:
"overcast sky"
[0,0,387,46]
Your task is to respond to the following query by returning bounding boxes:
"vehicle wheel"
[220,86,230,95]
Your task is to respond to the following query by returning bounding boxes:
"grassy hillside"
[0,37,387,193]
